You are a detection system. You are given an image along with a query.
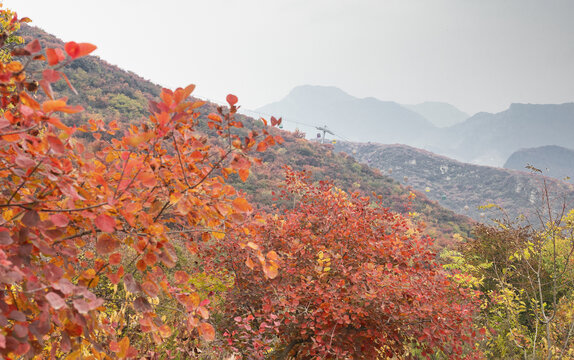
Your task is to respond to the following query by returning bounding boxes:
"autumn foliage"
[212,168,483,359]
[0,8,281,359]
[0,7,491,360]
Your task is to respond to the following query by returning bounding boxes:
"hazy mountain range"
[258,85,574,167]
[504,145,574,182]
[404,102,469,128]
[257,85,436,146]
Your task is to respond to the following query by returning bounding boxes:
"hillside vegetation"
[335,142,574,223]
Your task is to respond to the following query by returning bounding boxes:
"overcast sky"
[5,0,574,115]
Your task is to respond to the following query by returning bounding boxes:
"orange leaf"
[139,171,157,188]
[207,113,221,122]
[246,242,259,250]
[47,117,70,132]
[245,256,255,270]
[117,336,130,358]
[64,41,97,60]
[232,198,252,213]
[42,99,83,114]
[46,48,65,65]
[198,322,215,342]
[42,100,66,113]
[136,259,147,272]
[174,271,190,285]
[19,91,40,109]
[264,263,279,279]
[238,168,249,182]
[256,141,268,152]
[267,250,279,261]
[143,251,157,266]
[109,253,122,265]
[159,324,172,338]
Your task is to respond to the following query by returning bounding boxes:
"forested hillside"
[335,142,574,223]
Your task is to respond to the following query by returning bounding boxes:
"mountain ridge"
[260,85,574,167]
[334,141,574,223]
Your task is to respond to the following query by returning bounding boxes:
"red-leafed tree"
[0,8,281,359]
[214,168,483,359]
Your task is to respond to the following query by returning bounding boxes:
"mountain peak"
[284,85,355,104]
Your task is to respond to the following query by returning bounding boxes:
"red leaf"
[50,214,69,227]
[45,292,66,310]
[0,229,13,245]
[22,211,40,227]
[46,48,65,66]
[109,253,122,265]
[64,41,97,60]
[226,94,238,106]
[47,135,66,154]
[94,214,116,233]
[15,154,36,169]
[25,39,41,54]
[95,234,119,254]
[42,69,61,83]
[61,73,78,95]
[133,297,152,313]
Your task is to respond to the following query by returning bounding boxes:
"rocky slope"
[335,142,574,223]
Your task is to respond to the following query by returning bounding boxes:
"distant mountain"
[504,145,574,182]
[257,85,437,146]
[429,103,574,166]
[404,102,469,128]
[335,142,574,223]
[260,87,574,168]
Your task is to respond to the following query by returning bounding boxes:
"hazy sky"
[5,0,574,114]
